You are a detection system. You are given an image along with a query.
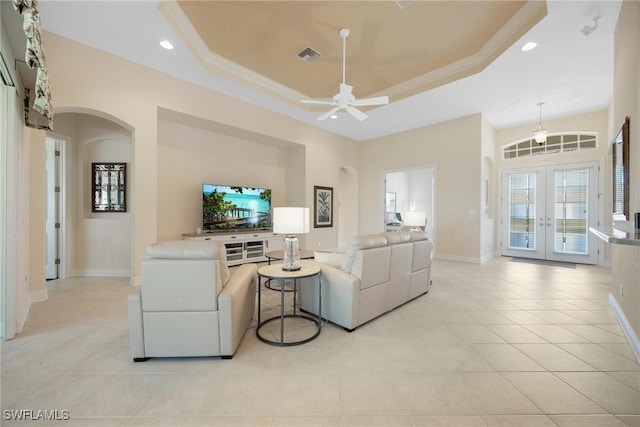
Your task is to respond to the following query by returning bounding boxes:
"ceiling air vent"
[296,46,322,64]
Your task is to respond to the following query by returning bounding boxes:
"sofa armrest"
[299,261,360,330]
[127,290,145,360]
[217,263,257,356]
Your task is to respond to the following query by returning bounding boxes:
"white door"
[45,137,60,279]
[501,162,599,264]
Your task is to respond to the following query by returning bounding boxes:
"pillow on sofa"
[146,240,231,285]
[340,234,388,273]
[314,251,345,269]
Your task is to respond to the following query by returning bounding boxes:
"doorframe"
[498,159,604,265]
[45,132,70,279]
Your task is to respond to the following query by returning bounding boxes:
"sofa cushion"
[409,231,429,242]
[341,234,388,273]
[314,251,345,269]
[382,231,411,245]
[146,240,230,285]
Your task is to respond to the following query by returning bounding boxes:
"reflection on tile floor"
[2,257,639,426]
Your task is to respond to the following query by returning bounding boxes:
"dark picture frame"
[313,186,333,228]
[612,116,630,221]
[92,162,126,212]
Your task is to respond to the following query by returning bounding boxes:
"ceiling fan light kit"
[301,28,389,121]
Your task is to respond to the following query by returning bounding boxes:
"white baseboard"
[30,289,48,302]
[608,293,640,364]
[435,253,482,264]
[76,269,132,277]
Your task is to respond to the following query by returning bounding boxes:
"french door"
[501,162,599,264]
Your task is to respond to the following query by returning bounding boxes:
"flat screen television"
[202,184,272,232]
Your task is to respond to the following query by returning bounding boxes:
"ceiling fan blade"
[317,106,341,121]
[346,106,368,121]
[301,99,336,106]
[351,96,389,107]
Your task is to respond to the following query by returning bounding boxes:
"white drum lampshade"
[272,207,310,271]
[403,211,426,231]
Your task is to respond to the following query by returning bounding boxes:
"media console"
[183,231,283,266]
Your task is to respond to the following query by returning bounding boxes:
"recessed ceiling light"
[160,40,174,50]
[521,41,538,52]
[330,114,338,119]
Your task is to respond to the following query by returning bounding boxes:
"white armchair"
[128,240,257,361]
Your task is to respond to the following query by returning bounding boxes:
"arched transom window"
[503,132,597,159]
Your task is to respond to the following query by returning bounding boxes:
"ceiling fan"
[301,28,389,121]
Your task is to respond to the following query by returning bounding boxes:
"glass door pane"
[553,168,588,255]
[508,172,537,250]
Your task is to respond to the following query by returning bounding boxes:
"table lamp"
[403,211,426,231]
[272,207,310,271]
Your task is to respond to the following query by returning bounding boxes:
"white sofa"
[128,240,257,361]
[299,231,432,331]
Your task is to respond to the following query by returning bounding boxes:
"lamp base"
[281,234,301,271]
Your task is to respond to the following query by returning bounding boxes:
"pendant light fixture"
[533,102,548,145]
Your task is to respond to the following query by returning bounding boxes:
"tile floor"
[1,257,639,426]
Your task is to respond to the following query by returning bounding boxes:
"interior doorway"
[384,167,435,240]
[501,161,599,264]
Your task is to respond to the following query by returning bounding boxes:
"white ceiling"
[37,0,622,142]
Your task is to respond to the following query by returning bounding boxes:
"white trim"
[435,254,482,264]
[30,289,49,303]
[608,293,640,364]
[76,269,132,277]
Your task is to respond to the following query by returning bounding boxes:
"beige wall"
[361,114,483,262]
[38,31,360,285]
[611,0,640,346]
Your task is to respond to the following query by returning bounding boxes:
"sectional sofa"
[299,231,433,331]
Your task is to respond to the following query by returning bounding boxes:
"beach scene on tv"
[202,184,272,231]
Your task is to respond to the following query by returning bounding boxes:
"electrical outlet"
[620,284,624,296]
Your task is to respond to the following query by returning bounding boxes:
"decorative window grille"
[503,133,597,159]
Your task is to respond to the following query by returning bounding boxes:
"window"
[503,133,597,159]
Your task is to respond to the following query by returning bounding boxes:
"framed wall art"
[92,162,126,212]
[313,186,333,228]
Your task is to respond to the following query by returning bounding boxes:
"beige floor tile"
[70,373,171,417]
[496,311,551,325]
[501,372,605,413]
[129,416,272,426]
[522,324,591,343]
[558,344,640,371]
[448,372,541,415]
[4,258,637,424]
[513,343,597,371]
[445,324,506,343]
[392,372,475,415]
[480,415,558,426]
[470,343,545,371]
[605,372,640,392]
[340,415,414,426]
[484,324,548,344]
[274,372,341,416]
[338,372,406,415]
[550,414,632,426]
[561,324,630,344]
[555,372,640,415]
[271,416,343,426]
[411,415,486,426]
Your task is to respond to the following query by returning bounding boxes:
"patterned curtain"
[12,0,53,130]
